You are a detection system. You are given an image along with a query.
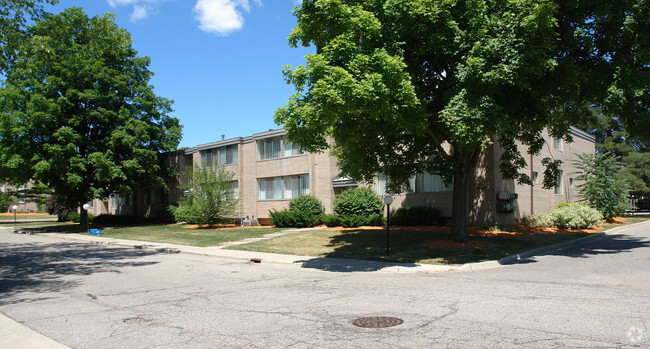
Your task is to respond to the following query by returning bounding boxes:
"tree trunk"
[450,164,471,243]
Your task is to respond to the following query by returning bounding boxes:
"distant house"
[91,127,595,225]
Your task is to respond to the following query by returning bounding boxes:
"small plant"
[485,224,513,232]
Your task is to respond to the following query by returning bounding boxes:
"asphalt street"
[1,221,649,348]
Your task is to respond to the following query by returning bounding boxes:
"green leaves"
[574,152,630,221]
[0,7,182,207]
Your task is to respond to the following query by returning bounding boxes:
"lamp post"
[383,195,393,256]
[12,205,18,228]
[82,203,90,234]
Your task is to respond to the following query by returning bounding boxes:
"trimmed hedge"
[269,195,325,228]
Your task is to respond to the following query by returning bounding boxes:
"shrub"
[67,212,94,223]
[46,197,75,222]
[333,187,383,217]
[390,206,441,226]
[550,203,604,229]
[174,205,200,224]
[520,213,554,227]
[269,209,298,228]
[321,214,340,227]
[366,213,386,226]
[339,215,369,228]
[157,204,178,223]
[289,195,324,217]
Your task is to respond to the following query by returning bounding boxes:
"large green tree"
[275,0,649,242]
[0,8,182,214]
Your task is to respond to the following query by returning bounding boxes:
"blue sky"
[49,0,312,148]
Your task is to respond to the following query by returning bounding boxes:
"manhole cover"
[351,316,404,328]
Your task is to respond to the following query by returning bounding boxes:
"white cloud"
[107,0,171,23]
[193,0,262,36]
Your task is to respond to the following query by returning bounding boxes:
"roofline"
[185,128,288,154]
[569,126,595,143]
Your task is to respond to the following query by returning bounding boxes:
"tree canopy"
[0,0,59,74]
[275,0,649,241]
[0,7,182,208]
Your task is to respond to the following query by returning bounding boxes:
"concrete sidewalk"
[0,313,71,349]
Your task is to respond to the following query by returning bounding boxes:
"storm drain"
[351,316,404,328]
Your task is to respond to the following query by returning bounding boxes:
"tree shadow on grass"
[298,228,642,272]
[0,241,159,305]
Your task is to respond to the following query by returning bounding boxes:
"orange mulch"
[183,224,278,230]
[321,217,628,249]
[0,212,49,216]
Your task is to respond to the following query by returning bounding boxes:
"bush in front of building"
[157,204,178,223]
[289,195,325,218]
[390,206,441,226]
[521,203,604,229]
[520,213,553,227]
[67,212,94,223]
[321,214,340,227]
[333,187,383,217]
[550,202,604,229]
[270,195,325,228]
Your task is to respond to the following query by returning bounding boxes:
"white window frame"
[258,174,309,200]
[257,136,302,161]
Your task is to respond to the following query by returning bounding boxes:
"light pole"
[12,204,18,228]
[383,195,393,256]
[82,203,90,234]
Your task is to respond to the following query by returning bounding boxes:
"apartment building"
[90,127,595,225]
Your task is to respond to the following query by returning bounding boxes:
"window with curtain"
[200,149,215,167]
[258,174,309,200]
[415,173,452,192]
[217,145,238,165]
[554,170,563,195]
[257,136,302,160]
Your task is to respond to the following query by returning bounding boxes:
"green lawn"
[6,222,284,247]
[226,228,597,265]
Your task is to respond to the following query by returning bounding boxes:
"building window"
[415,173,452,193]
[258,174,309,200]
[553,138,563,151]
[554,171,563,195]
[257,136,302,160]
[217,145,238,165]
[227,181,239,200]
[201,149,215,167]
[532,171,539,185]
